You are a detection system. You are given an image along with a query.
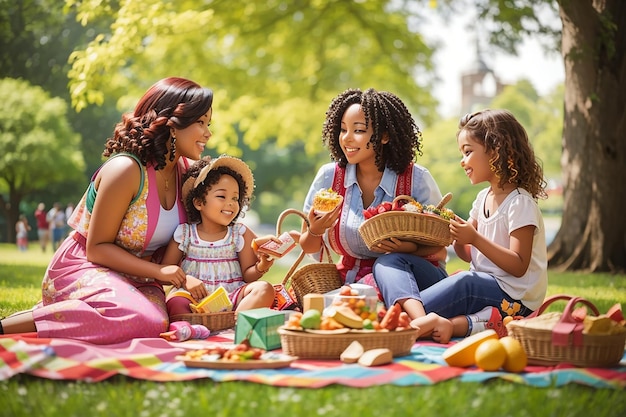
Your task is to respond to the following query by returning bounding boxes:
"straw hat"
[183,155,254,201]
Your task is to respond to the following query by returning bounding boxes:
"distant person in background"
[15,214,31,251]
[34,202,49,252]
[47,202,66,251]
[65,202,75,238]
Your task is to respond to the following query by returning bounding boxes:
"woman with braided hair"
[300,87,448,299]
[0,77,214,343]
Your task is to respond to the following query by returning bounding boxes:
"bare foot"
[410,312,453,344]
[431,316,453,344]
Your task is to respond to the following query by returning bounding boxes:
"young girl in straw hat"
[163,155,279,316]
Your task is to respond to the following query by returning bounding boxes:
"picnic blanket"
[1,332,625,389]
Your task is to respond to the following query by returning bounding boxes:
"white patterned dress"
[168,222,247,306]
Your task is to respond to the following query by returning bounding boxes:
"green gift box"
[235,307,285,351]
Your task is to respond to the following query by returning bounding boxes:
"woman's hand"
[185,276,208,301]
[307,204,341,236]
[156,265,187,288]
[371,237,417,254]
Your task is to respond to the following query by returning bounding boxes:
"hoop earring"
[169,136,176,161]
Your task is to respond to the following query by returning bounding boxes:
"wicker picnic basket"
[170,311,237,332]
[358,193,454,249]
[277,209,343,309]
[278,327,419,359]
[506,294,626,367]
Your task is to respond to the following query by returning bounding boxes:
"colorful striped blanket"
[1,332,624,389]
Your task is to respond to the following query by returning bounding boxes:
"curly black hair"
[103,77,213,170]
[321,88,423,174]
[458,109,547,199]
[181,157,251,225]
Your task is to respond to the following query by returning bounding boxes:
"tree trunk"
[548,0,626,272]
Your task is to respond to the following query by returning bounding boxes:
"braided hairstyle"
[458,109,547,199]
[181,157,251,225]
[104,77,213,170]
[321,88,423,174]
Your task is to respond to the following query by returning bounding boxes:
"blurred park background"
[1,0,623,273]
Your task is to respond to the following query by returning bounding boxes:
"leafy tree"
[0,78,84,242]
[64,0,625,271]
[546,0,625,272]
[0,0,119,183]
[435,0,625,271]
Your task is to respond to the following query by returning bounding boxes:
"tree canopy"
[4,0,624,272]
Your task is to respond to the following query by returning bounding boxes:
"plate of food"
[176,343,298,370]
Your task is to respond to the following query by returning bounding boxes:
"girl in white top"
[374,109,548,342]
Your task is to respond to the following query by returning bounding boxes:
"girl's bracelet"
[255,262,269,275]
[308,228,325,237]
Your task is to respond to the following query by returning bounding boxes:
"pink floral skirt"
[33,233,169,344]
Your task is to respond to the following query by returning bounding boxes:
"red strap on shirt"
[328,164,413,281]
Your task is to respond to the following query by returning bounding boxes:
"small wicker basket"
[278,327,418,359]
[171,311,237,332]
[506,294,626,367]
[276,209,343,309]
[358,194,453,249]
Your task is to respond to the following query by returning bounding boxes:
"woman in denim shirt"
[300,88,448,291]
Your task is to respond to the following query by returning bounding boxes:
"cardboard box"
[235,308,285,350]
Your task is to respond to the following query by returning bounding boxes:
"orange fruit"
[474,338,506,371]
[502,316,514,326]
[499,336,528,373]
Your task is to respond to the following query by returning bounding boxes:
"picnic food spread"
[312,188,343,213]
[284,285,409,331]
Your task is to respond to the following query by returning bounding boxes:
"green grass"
[1,243,625,417]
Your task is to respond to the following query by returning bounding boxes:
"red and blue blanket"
[1,332,624,389]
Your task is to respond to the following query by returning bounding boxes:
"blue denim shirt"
[303,162,443,283]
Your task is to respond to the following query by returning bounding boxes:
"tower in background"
[460,37,506,115]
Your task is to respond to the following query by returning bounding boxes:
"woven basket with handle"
[278,327,418,359]
[170,311,236,332]
[358,193,454,249]
[276,208,343,309]
[506,294,626,367]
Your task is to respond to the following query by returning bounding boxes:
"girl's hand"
[157,265,187,288]
[449,215,477,245]
[185,275,208,301]
[251,235,280,250]
[256,253,274,272]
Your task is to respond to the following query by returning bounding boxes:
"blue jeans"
[373,253,447,306]
[373,253,533,318]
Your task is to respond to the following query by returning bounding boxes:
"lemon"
[499,336,528,373]
[474,338,506,371]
